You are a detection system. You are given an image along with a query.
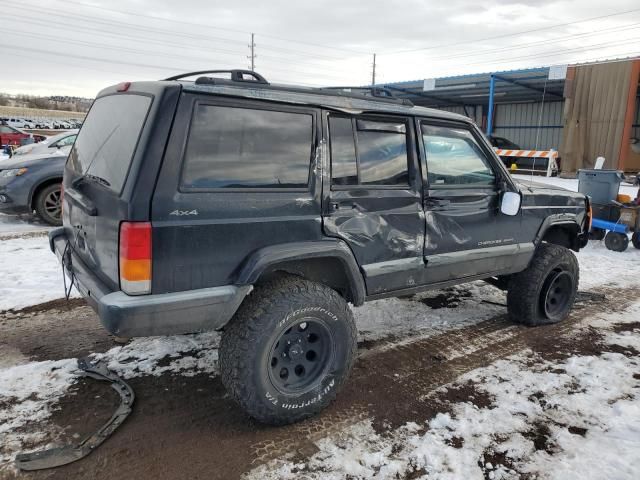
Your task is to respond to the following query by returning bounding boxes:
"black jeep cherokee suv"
[50,70,590,425]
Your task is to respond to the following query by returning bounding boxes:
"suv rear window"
[67,94,151,193]
[181,104,313,189]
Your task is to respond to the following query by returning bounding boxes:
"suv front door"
[419,120,527,283]
[322,112,424,295]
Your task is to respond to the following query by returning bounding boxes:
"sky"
[0,0,639,97]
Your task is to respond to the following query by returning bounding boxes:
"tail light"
[119,222,152,295]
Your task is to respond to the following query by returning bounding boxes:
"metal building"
[382,58,640,173]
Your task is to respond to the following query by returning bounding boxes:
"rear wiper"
[71,173,111,189]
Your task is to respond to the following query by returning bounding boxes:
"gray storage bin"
[577,169,625,204]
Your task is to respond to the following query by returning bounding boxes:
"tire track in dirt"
[247,285,639,465]
[3,286,637,480]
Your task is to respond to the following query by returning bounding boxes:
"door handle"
[330,202,358,212]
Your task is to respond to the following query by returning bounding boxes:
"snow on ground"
[512,173,639,197]
[0,235,78,311]
[0,213,51,235]
[0,175,639,474]
[246,302,640,480]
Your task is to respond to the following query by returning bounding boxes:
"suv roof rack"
[320,86,413,106]
[166,69,413,107]
[164,69,269,84]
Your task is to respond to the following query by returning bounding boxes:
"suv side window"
[422,124,495,187]
[329,115,409,187]
[181,104,313,190]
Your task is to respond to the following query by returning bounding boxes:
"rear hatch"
[62,83,180,291]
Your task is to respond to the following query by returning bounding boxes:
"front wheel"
[219,276,357,425]
[507,243,579,326]
[632,232,640,250]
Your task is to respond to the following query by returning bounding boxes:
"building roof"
[381,66,566,107]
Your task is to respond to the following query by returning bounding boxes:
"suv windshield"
[67,94,151,193]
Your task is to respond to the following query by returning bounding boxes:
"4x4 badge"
[169,209,199,216]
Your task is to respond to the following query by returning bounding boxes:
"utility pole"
[248,33,256,71]
[371,53,377,86]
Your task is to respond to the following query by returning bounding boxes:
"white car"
[11,129,78,157]
[7,118,34,129]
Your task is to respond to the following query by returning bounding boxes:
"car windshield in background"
[67,94,151,193]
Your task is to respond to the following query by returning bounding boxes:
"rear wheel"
[34,183,62,226]
[632,232,640,250]
[507,243,579,326]
[604,232,629,252]
[219,276,357,425]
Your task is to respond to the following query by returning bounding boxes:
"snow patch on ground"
[0,213,51,235]
[512,173,639,197]
[246,303,640,480]
[576,241,640,289]
[0,235,78,311]
[95,331,221,379]
[0,358,78,467]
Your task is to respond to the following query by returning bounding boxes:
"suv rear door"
[322,111,424,295]
[63,83,180,291]
[151,94,323,293]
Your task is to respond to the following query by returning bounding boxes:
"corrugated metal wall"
[433,101,564,149]
[493,101,564,150]
[633,95,640,140]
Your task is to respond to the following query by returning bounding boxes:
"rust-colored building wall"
[560,60,635,173]
[619,60,640,172]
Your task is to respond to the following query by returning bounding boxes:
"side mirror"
[501,191,521,216]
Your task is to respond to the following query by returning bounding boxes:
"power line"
[9,0,370,56]
[6,2,362,63]
[0,41,354,84]
[463,36,640,68]
[384,7,640,54]
[418,21,640,63]
[1,14,361,79]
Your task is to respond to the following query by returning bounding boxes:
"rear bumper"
[49,228,252,337]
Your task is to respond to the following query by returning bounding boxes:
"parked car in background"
[489,135,521,150]
[6,118,34,129]
[35,120,54,129]
[55,120,75,129]
[0,124,33,148]
[12,129,78,157]
[0,130,76,225]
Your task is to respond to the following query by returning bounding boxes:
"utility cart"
[580,169,640,252]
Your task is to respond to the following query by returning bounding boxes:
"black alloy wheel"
[268,319,333,394]
[540,268,575,322]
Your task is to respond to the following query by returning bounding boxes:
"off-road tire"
[34,183,62,226]
[507,243,579,326]
[604,232,629,252]
[632,232,640,250]
[219,276,357,425]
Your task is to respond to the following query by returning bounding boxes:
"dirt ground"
[1,285,638,480]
